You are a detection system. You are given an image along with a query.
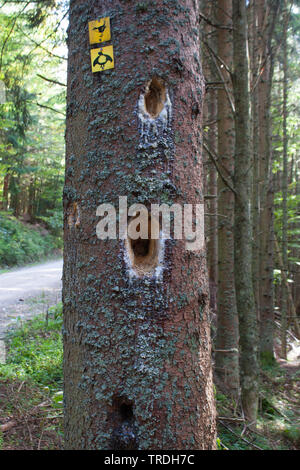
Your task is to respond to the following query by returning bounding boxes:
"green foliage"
[48,302,62,320]
[26,1,57,28]
[216,436,228,450]
[283,426,300,446]
[271,8,300,284]
[51,390,63,409]
[0,212,61,267]
[0,303,63,449]
[0,304,63,390]
[260,351,276,367]
[261,396,280,419]
[0,1,66,229]
[37,209,63,240]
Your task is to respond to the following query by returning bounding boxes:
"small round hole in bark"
[144,77,166,118]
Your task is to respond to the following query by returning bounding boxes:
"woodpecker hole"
[120,403,133,421]
[112,396,134,422]
[110,397,137,450]
[144,77,166,118]
[67,202,80,228]
[125,217,160,277]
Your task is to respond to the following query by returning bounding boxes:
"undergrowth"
[0,211,62,268]
[0,304,63,450]
[216,361,300,450]
[0,301,299,450]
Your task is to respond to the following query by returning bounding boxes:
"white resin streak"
[137,90,172,149]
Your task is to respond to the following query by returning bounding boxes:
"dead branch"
[37,74,66,87]
[203,142,237,196]
[218,420,263,450]
[0,420,17,432]
[199,12,233,30]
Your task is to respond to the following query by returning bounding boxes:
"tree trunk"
[281,1,289,359]
[201,0,218,316]
[250,0,260,318]
[63,0,216,450]
[232,0,259,426]
[257,0,278,362]
[207,91,218,299]
[10,175,21,218]
[27,179,36,222]
[2,172,10,211]
[215,0,240,399]
[275,237,300,339]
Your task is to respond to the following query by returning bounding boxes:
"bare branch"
[203,39,232,76]
[37,73,66,87]
[203,40,235,115]
[199,12,233,30]
[203,142,237,196]
[34,102,66,116]
[17,26,68,61]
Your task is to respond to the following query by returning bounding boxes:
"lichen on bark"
[63,0,216,450]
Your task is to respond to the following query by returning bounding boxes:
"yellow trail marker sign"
[89,17,111,45]
[90,46,114,73]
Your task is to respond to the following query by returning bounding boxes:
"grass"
[0,304,63,450]
[1,306,63,388]
[0,211,62,268]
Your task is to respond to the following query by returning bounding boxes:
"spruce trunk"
[63,0,216,450]
[215,0,240,399]
[232,0,259,425]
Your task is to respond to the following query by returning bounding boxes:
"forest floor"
[216,335,300,450]
[0,306,64,450]
[0,300,299,450]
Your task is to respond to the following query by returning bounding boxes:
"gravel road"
[0,258,63,342]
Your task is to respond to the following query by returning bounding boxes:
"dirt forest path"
[0,259,63,342]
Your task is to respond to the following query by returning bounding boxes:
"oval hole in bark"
[144,77,166,118]
[120,403,133,421]
[67,202,80,228]
[112,396,134,422]
[111,397,137,450]
[125,217,160,277]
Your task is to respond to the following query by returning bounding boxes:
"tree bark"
[232,0,259,426]
[215,0,240,399]
[281,1,289,359]
[250,0,260,318]
[207,91,218,298]
[201,0,218,312]
[256,0,278,362]
[2,172,10,211]
[63,0,216,450]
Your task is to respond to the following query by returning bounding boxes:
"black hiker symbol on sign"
[93,49,113,69]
